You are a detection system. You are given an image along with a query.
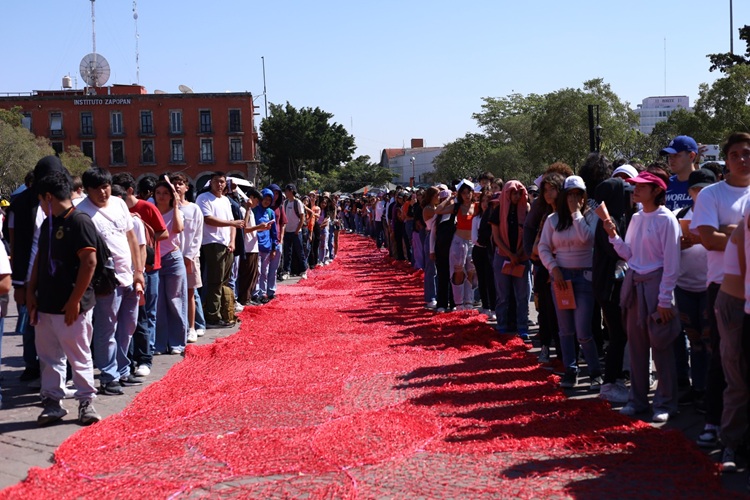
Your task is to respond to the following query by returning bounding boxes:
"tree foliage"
[436,79,639,185]
[0,113,54,199]
[708,25,750,73]
[59,145,93,177]
[259,102,356,185]
[336,155,394,192]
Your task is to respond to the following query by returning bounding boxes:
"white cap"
[455,179,475,192]
[563,175,586,192]
[612,164,638,179]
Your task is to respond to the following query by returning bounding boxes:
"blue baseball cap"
[660,135,698,155]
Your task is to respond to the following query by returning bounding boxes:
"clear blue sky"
[2,1,747,161]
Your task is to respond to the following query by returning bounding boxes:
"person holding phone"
[603,166,681,423]
[538,175,601,390]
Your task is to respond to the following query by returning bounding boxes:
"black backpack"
[71,211,120,296]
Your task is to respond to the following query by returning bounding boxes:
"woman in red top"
[437,180,478,310]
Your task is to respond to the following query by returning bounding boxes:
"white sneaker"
[652,410,670,423]
[187,328,198,343]
[301,272,308,280]
[599,382,629,403]
[436,307,446,314]
[195,328,205,337]
[134,364,151,377]
[234,302,245,313]
[425,300,437,310]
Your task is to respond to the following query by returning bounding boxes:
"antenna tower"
[133,0,140,84]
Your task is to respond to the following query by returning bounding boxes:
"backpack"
[71,211,120,296]
[285,198,302,219]
[135,214,157,271]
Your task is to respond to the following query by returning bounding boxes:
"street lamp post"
[410,156,415,187]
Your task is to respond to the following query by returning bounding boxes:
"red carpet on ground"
[1,235,728,498]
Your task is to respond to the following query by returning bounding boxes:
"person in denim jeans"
[538,175,601,390]
[490,181,530,338]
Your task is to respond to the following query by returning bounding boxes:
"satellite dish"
[178,84,193,94]
[154,89,167,94]
[79,53,110,87]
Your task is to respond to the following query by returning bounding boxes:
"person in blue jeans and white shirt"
[538,175,602,390]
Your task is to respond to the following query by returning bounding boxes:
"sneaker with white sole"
[134,364,151,377]
[652,410,671,423]
[187,328,198,343]
[425,300,437,310]
[599,382,629,403]
[300,272,308,279]
[234,302,245,313]
[436,308,446,314]
[37,398,67,426]
[78,400,101,425]
[722,447,738,473]
[195,328,205,337]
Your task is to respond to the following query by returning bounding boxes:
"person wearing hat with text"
[661,135,699,211]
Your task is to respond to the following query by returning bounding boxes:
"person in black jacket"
[593,177,635,403]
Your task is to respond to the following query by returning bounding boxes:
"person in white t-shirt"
[281,184,308,280]
[196,172,243,327]
[672,168,715,411]
[77,167,144,395]
[690,132,750,449]
[171,173,204,343]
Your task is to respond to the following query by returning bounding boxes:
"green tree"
[59,145,93,176]
[259,102,356,184]
[433,133,495,182]
[693,64,750,141]
[707,25,750,73]
[336,155,394,192]
[0,118,54,199]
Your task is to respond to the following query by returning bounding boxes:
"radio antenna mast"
[133,0,140,83]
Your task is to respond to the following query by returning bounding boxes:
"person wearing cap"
[281,184,308,280]
[611,164,638,180]
[689,132,750,452]
[671,169,715,413]
[604,166,681,422]
[538,175,602,389]
[253,189,278,303]
[661,135,699,211]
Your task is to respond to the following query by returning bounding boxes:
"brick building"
[0,84,259,189]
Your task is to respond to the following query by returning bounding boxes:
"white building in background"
[634,96,691,134]
[380,138,443,186]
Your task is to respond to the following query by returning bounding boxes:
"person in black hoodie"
[593,177,635,403]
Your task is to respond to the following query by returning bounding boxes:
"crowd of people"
[350,133,750,480]
[1,132,749,484]
[0,163,344,426]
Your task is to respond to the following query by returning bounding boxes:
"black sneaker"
[20,367,41,382]
[78,400,101,425]
[100,380,124,395]
[119,374,143,387]
[560,368,578,388]
[37,398,68,426]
